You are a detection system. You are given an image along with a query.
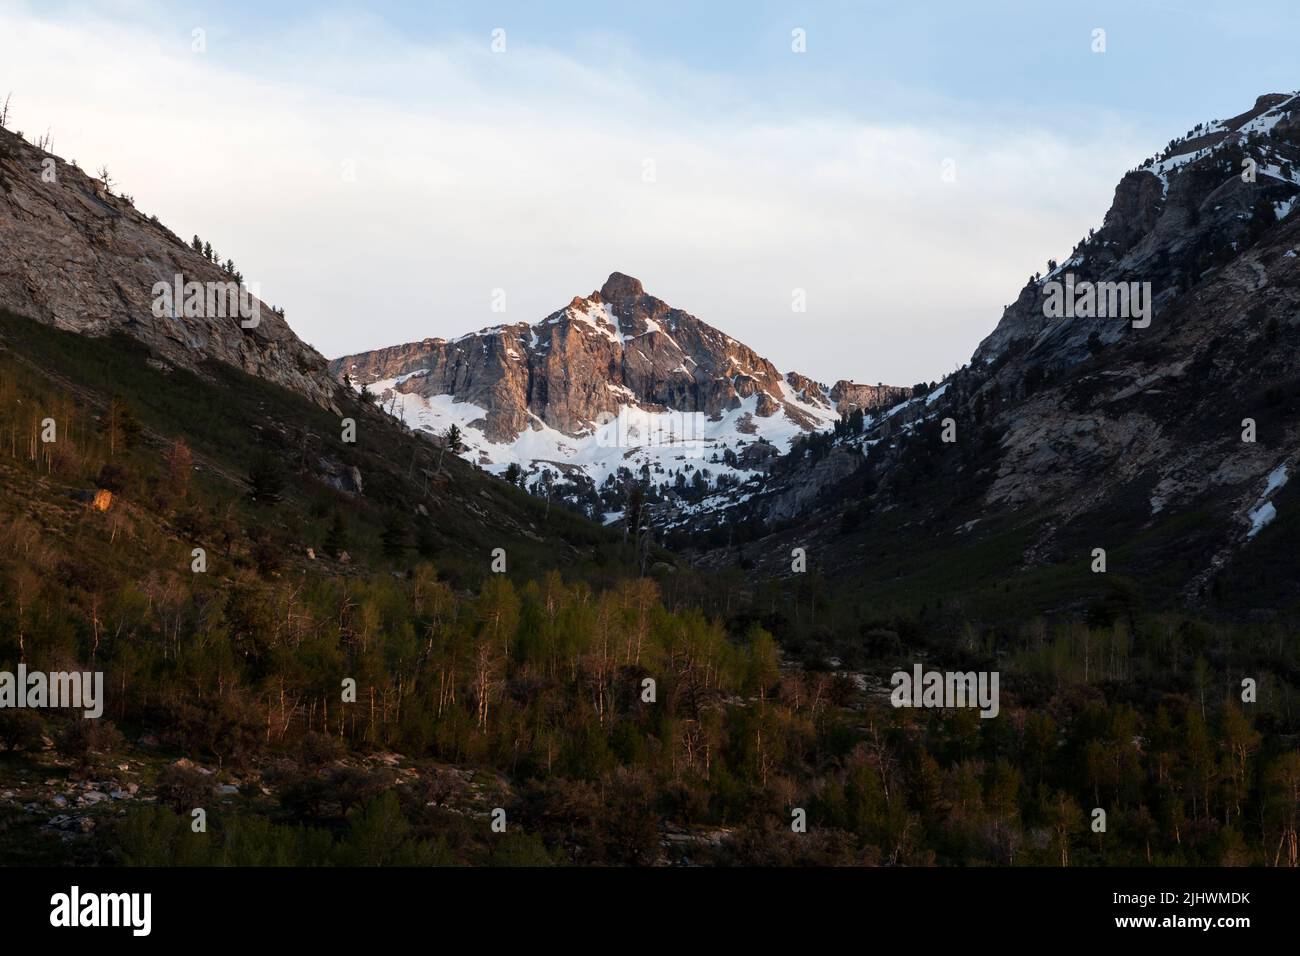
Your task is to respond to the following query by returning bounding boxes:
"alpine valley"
[2,87,1300,873]
[337,91,1300,618]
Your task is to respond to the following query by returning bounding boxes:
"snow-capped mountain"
[330,273,907,513]
[975,91,1300,366]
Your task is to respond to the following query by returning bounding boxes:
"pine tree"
[105,396,141,454]
[323,511,347,558]
[380,511,408,560]
[248,452,287,504]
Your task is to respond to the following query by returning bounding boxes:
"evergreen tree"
[105,395,142,454]
[323,511,348,558]
[248,452,287,504]
[380,511,408,560]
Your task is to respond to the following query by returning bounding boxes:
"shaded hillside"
[684,91,1300,620]
[0,307,638,593]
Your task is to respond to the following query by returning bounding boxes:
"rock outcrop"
[333,272,900,446]
[695,91,1300,606]
[974,92,1300,368]
[0,126,339,410]
[827,380,913,415]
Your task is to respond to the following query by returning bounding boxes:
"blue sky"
[128,0,1300,128]
[3,0,1295,383]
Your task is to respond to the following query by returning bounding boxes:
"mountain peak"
[599,272,645,303]
[331,269,913,501]
[974,89,1300,366]
[1255,92,1291,110]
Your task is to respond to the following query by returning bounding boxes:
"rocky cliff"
[692,91,1300,611]
[332,273,902,486]
[974,92,1300,367]
[0,125,339,410]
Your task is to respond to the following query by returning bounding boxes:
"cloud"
[0,1,1147,384]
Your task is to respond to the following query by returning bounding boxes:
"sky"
[1,0,1296,385]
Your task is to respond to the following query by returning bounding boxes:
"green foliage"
[380,510,408,561]
[154,764,214,814]
[489,833,556,867]
[112,794,455,867]
[324,510,348,558]
[3,309,1299,868]
[248,452,287,504]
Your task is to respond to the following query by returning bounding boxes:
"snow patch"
[1245,463,1288,539]
[1262,463,1289,498]
[359,375,831,495]
[1248,501,1277,538]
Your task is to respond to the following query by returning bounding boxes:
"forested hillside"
[1,311,1297,867]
